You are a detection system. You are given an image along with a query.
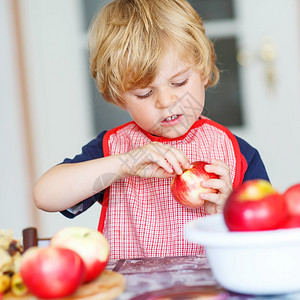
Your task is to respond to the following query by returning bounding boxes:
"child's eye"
[136,90,153,99]
[172,78,188,87]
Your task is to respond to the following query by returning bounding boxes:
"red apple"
[279,183,300,229]
[283,183,300,217]
[281,215,300,228]
[170,161,219,209]
[20,247,85,299]
[223,179,289,231]
[50,226,109,282]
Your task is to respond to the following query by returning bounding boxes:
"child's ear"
[118,101,127,110]
[202,75,209,87]
[199,72,209,86]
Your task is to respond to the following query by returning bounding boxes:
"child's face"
[121,47,208,139]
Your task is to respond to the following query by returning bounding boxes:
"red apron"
[98,119,244,259]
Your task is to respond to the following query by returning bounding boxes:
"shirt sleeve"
[235,135,270,182]
[60,131,106,219]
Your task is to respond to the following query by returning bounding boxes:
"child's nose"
[155,88,178,109]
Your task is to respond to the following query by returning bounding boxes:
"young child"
[34,0,269,259]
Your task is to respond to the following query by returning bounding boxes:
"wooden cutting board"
[3,270,125,300]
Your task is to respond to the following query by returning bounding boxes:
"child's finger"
[169,147,191,170]
[153,167,176,179]
[201,177,229,191]
[205,159,229,175]
[165,149,191,175]
[151,143,190,175]
[200,191,219,203]
[201,192,227,213]
[205,159,231,186]
[149,151,174,174]
[159,149,183,175]
[132,143,175,174]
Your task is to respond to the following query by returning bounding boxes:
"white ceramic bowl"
[184,214,300,296]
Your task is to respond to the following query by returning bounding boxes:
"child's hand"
[119,142,191,179]
[200,159,233,214]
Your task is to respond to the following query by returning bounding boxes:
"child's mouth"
[161,114,183,125]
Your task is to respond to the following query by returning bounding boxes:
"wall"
[1,0,300,238]
[0,0,101,238]
[0,0,33,237]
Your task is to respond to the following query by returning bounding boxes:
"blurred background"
[1,0,300,238]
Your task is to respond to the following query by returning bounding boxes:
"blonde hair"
[89,0,219,106]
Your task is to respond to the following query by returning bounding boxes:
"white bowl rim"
[184,214,300,247]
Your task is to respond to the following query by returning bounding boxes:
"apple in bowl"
[281,183,300,228]
[283,183,300,217]
[50,226,109,282]
[223,179,289,231]
[170,161,219,209]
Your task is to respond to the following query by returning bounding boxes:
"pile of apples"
[223,180,300,231]
[20,227,109,299]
